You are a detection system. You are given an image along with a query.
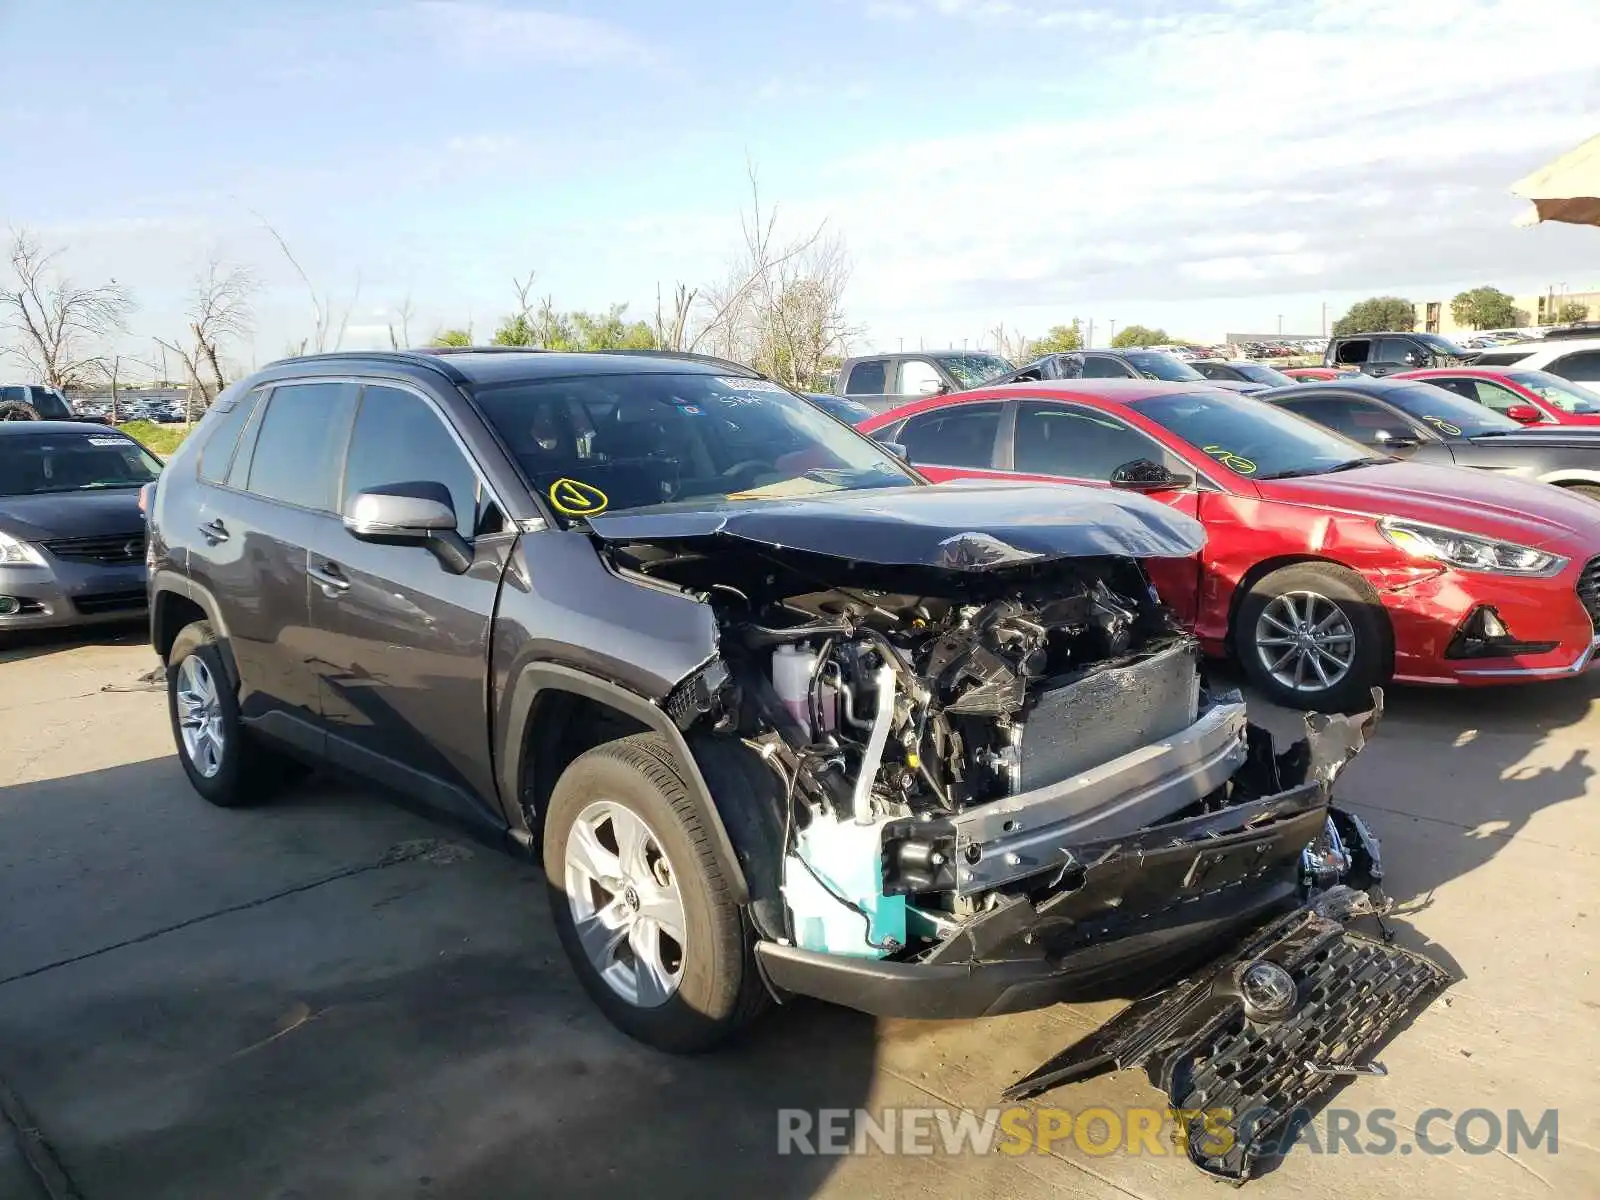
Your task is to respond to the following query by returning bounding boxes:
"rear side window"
[1334,340,1371,365]
[897,402,1002,468]
[243,381,356,510]
[197,388,266,484]
[342,385,483,538]
[844,360,887,395]
[1472,350,1534,367]
[28,387,72,419]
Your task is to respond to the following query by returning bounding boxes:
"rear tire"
[543,733,768,1053]
[166,620,304,807]
[1235,563,1389,712]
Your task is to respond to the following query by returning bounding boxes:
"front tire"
[1235,563,1389,712]
[166,620,304,806]
[543,733,768,1053]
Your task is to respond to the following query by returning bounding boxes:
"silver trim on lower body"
[951,701,1251,895]
[1452,633,1600,678]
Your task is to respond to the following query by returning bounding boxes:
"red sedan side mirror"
[1504,404,1544,425]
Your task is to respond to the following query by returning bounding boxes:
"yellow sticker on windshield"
[548,478,609,516]
[1202,445,1257,475]
[1421,416,1462,436]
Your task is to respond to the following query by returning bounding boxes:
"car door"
[186,380,358,749]
[1368,337,1423,377]
[1272,394,1452,463]
[301,381,513,833]
[1003,400,1202,623]
[841,358,894,412]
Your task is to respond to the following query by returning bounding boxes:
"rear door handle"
[198,518,229,544]
[308,561,350,597]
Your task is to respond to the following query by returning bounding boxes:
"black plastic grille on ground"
[1004,891,1449,1184]
[1579,556,1600,629]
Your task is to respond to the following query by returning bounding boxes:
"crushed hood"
[585,481,1205,569]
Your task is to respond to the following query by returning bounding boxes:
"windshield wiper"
[1257,459,1375,480]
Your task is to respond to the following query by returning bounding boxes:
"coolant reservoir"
[771,644,836,737]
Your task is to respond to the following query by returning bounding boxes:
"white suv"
[1471,334,1600,386]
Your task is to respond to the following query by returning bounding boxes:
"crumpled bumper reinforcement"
[1002,886,1450,1184]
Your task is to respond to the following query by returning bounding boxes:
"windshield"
[1506,370,1600,414]
[1413,333,1469,358]
[1129,390,1384,480]
[1383,383,1522,436]
[1235,362,1296,387]
[935,353,1012,388]
[0,431,162,496]
[1123,351,1206,382]
[473,372,918,525]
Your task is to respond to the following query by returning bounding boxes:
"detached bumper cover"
[1003,886,1449,1184]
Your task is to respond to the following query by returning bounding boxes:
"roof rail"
[273,349,473,385]
[1542,323,1600,340]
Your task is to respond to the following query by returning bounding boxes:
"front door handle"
[308,561,350,597]
[198,518,229,544]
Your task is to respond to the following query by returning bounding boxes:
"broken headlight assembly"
[1379,516,1566,576]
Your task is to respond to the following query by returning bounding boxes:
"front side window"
[1121,351,1206,382]
[1505,370,1600,413]
[896,402,1002,468]
[1081,355,1132,379]
[1274,396,1413,445]
[1131,390,1384,480]
[1013,403,1168,480]
[344,386,483,538]
[844,360,888,395]
[1375,337,1422,363]
[474,372,915,525]
[895,359,945,396]
[0,429,162,496]
[243,381,357,510]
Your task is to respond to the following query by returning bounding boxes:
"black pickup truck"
[1323,331,1476,376]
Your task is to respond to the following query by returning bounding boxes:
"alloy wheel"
[175,654,226,778]
[1254,590,1357,693]
[564,800,686,1008]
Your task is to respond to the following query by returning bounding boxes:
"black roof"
[266,348,760,387]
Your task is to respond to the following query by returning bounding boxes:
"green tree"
[1330,297,1414,337]
[1110,324,1168,348]
[430,328,473,347]
[1450,286,1519,330]
[1554,300,1591,324]
[570,303,657,350]
[1029,321,1083,357]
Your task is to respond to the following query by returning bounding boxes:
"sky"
[2,0,1598,373]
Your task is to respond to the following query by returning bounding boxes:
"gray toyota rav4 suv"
[147,349,1443,1180]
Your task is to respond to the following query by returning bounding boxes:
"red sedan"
[1394,366,1600,427]
[862,381,1600,710]
[1279,367,1346,382]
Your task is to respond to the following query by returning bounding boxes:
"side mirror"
[1504,404,1544,425]
[881,441,909,462]
[914,379,944,396]
[1109,458,1194,491]
[1400,352,1423,367]
[343,482,471,574]
[1372,429,1420,450]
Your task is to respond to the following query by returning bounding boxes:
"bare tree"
[155,255,258,419]
[387,293,416,349]
[989,323,1031,362]
[654,282,698,351]
[0,229,135,388]
[252,211,359,354]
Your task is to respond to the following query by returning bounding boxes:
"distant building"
[1415,289,1600,335]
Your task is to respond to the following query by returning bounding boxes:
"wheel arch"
[151,579,238,689]
[1537,469,1600,488]
[1223,554,1388,652]
[500,663,751,904]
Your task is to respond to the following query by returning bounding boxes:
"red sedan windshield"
[1128,390,1383,480]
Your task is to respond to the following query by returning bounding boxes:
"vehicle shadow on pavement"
[0,623,147,666]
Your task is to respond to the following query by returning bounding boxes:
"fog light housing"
[0,596,19,616]
[1444,606,1559,659]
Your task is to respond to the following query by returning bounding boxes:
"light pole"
[1277,314,1283,336]
[1109,319,1118,344]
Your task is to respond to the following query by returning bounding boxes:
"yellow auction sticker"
[1421,416,1462,436]
[548,478,609,516]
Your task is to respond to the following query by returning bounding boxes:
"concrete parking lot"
[1,628,1597,1199]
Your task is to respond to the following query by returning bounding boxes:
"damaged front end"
[593,489,1445,1182]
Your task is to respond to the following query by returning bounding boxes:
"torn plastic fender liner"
[1003,886,1450,1184]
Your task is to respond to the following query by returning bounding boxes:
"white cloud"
[410,2,654,66]
[830,0,1600,343]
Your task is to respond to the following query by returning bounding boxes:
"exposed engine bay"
[610,531,1382,971]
